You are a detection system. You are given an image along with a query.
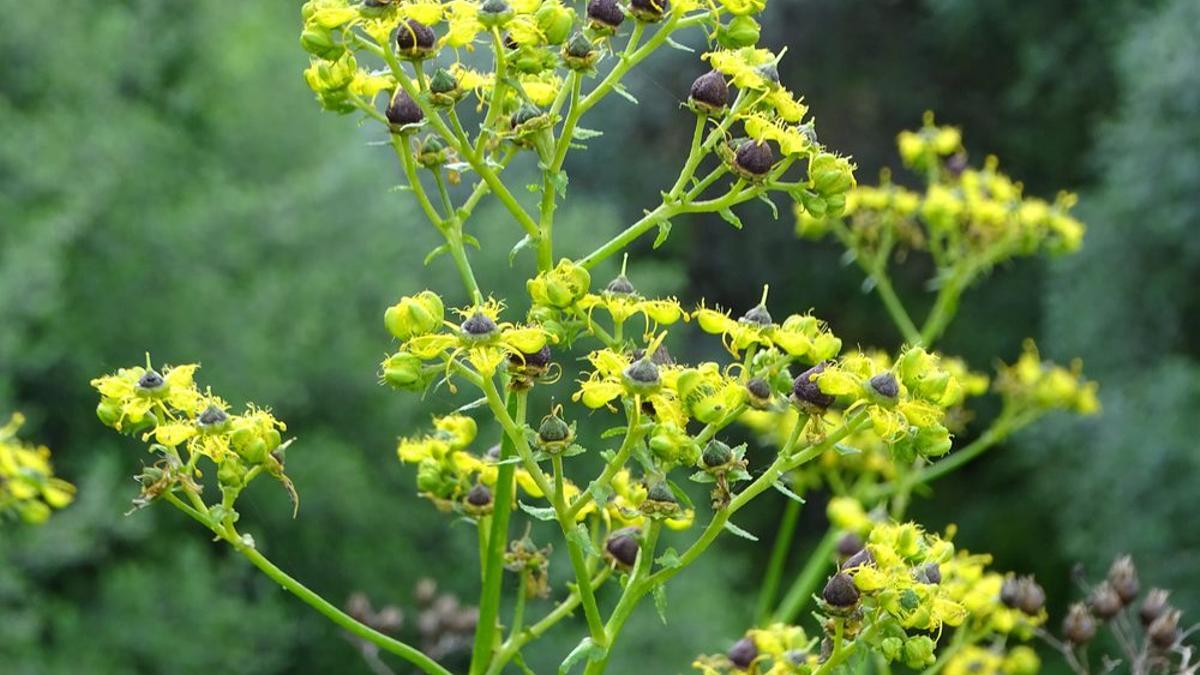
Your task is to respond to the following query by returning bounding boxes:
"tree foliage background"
[1,0,1196,673]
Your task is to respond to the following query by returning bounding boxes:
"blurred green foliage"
[2,0,1196,673]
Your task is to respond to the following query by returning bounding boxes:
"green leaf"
[560,443,588,458]
[453,397,488,413]
[653,219,672,248]
[688,470,717,484]
[834,443,863,456]
[601,425,629,439]
[573,127,604,140]
[652,583,669,624]
[462,234,481,249]
[772,481,806,503]
[509,235,534,266]
[587,480,613,506]
[665,37,695,53]
[612,83,639,105]
[728,466,752,483]
[570,522,599,559]
[723,519,759,541]
[756,193,780,219]
[656,547,682,569]
[552,171,569,198]
[718,208,744,230]
[423,244,449,266]
[519,501,557,521]
[559,637,605,674]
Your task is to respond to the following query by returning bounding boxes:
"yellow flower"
[704,48,777,90]
[92,361,204,431]
[995,340,1099,415]
[0,413,76,524]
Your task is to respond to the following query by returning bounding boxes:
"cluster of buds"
[798,113,1085,269]
[1046,556,1195,675]
[91,359,297,516]
[0,413,75,524]
[993,339,1100,416]
[504,532,553,598]
[410,578,479,661]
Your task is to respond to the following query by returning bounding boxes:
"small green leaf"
[723,519,759,541]
[718,208,744,230]
[834,443,862,456]
[519,501,557,521]
[665,37,695,53]
[612,83,639,105]
[756,193,780,219]
[655,547,682,569]
[570,522,599,559]
[552,171,569,198]
[688,470,717,484]
[587,480,613,506]
[424,244,449,266]
[772,481,806,503]
[561,444,588,458]
[653,583,669,624]
[601,425,629,439]
[573,127,604,140]
[559,637,605,674]
[653,219,672,248]
[728,466,752,483]
[462,234,481,249]
[509,235,534,266]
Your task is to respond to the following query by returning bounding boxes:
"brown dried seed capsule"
[689,71,729,113]
[868,372,899,399]
[822,573,860,608]
[605,527,641,567]
[841,547,874,571]
[1148,609,1182,649]
[1107,555,1139,604]
[999,577,1022,608]
[460,311,498,338]
[1140,588,1171,626]
[1017,578,1046,616]
[727,637,758,669]
[1063,603,1096,644]
[702,440,734,468]
[792,362,834,409]
[1088,582,1123,620]
[629,0,669,21]
[586,0,624,29]
[917,562,942,585]
[740,303,773,326]
[466,483,492,507]
[386,90,424,127]
[734,140,775,177]
[836,533,864,558]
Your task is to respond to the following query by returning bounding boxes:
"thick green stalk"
[582,521,662,675]
[469,392,526,675]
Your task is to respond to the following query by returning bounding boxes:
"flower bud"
[1088,582,1123,620]
[701,440,734,469]
[1063,603,1096,644]
[461,312,499,340]
[1140,588,1171,626]
[386,90,424,129]
[217,458,246,489]
[605,527,641,567]
[300,26,344,60]
[416,135,450,168]
[628,0,669,23]
[809,153,856,195]
[903,636,936,670]
[836,533,864,559]
[136,369,166,395]
[562,32,599,70]
[689,71,729,114]
[1106,555,1139,604]
[96,398,122,428]
[536,3,575,45]
[822,572,859,608]
[586,0,624,32]
[382,351,426,391]
[385,291,444,340]
[527,259,592,308]
[792,362,834,410]
[428,68,464,107]
[727,637,758,669]
[868,372,899,400]
[478,0,514,28]
[733,140,775,179]
[395,19,436,59]
[745,377,773,409]
[716,15,760,49]
[1148,609,1182,649]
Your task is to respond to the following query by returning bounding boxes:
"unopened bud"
[1063,603,1096,644]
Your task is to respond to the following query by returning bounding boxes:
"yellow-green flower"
[0,413,75,524]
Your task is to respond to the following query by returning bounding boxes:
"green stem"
[771,525,839,624]
[469,392,526,675]
[919,275,963,346]
[565,406,644,521]
[583,521,662,675]
[872,270,922,346]
[393,134,444,226]
[754,496,803,625]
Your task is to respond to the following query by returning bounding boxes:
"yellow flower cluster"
[940,551,1046,638]
[91,359,296,512]
[692,623,818,674]
[0,414,75,524]
[693,301,842,362]
[995,339,1099,415]
[941,645,1040,675]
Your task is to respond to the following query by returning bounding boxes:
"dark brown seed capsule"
[917,562,941,585]
[1000,577,1023,609]
[689,70,729,112]
[836,533,864,558]
[869,372,899,399]
[605,274,637,295]
[841,547,874,571]
[395,19,435,55]
[646,481,676,504]
[1063,603,1096,644]
[565,32,594,59]
[1088,582,1123,620]
[792,363,834,409]
[460,312,498,337]
[734,140,775,177]
[822,573,860,608]
[586,0,624,29]
[629,0,669,21]
[605,527,641,567]
[727,637,758,669]
[1148,609,1182,649]
[1107,556,1139,605]
[740,303,773,326]
[137,370,165,391]
[466,483,492,507]
[1017,579,1046,616]
[702,440,733,468]
[1140,588,1171,626]
[387,90,424,127]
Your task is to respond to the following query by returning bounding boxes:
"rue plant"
[80,1,1194,673]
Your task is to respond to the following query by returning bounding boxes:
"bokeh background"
[3,0,1198,673]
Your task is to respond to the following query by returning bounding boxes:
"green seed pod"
[562,32,599,70]
[217,458,246,489]
[197,404,231,434]
[478,0,514,28]
[717,15,761,49]
[428,68,464,107]
[461,312,499,341]
[701,440,733,469]
[416,135,450,168]
[300,26,344,59]
[809,152,856,195]
[536,410,573,452]
[135,369,167,396]
[623,358,662,394]
[536,3,575,45]
[384,290,444,340]
[96,398,122,427]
